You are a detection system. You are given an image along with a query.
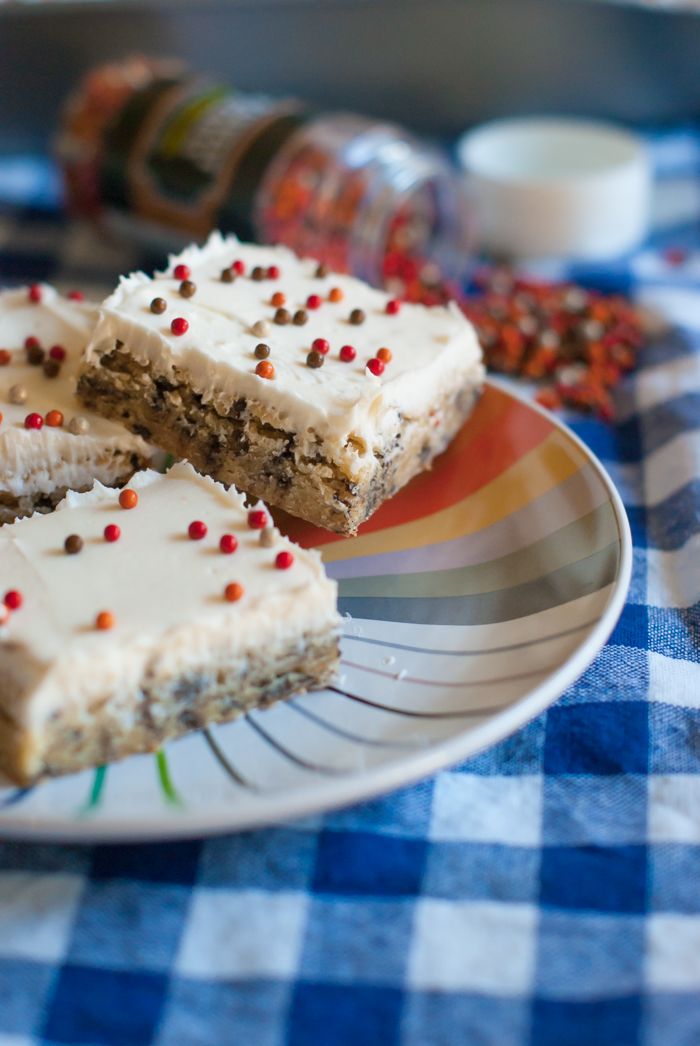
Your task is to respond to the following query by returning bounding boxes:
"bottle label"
[101,77,307,240]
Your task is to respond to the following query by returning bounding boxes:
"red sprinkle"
[367,357,385,376]
[28,284,42,304]
[306,294,322,310]
[385,299,401,315]
[104,524,121,543]
[312,338,330,355]
[219,534,238,554]
[232,260,246,275]
[170,317,189,336]
[267,265,280,280]
[275,550,294,570]
[49,345,66,362]
[4,590,22,611]
[173,263,191,280]
[67,290,84,301]
[24,336,40,350]
[188,520,207,541]
[24,412,43,430]
[339,345,356,362]
[248,508,268,530]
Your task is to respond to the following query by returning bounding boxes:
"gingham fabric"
[0,127,698,1046]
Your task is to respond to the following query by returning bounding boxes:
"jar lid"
[457,117,652,260]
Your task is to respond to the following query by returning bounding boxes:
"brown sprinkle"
[251,266,266,281]
[64,534,83,555]
[27,344,45,366]
[150,297,167,315]
[274,307,291,325]
[179,280,196,298]
[315,262,329,278]
[293,309,308,326]
[220,268,235,283]
[254,343,270,359]
[306,350,325,369]
[43,360,61,379]
[349,308,366,325]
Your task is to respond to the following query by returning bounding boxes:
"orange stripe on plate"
[320,431,588,563]
[280,384,556,550]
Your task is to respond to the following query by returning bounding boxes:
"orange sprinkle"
[271,291,286,308]
[45,410,64,428]
[119,488,138,510]
[376,347,393,363]
[224,582,244,602]
[328,287,344,303]
[95,611,115,631]
[255,360,275,380]
[0,350,10,366]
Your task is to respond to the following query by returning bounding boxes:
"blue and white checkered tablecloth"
[0,126,698,1046]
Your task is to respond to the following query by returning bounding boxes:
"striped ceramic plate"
[0,382,631,842]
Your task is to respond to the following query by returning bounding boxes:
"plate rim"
[0,381,632,843]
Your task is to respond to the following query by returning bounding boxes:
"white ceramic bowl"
[457,117,652,260]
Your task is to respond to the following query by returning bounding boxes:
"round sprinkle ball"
[173,264,191,280]
[43,360,60,379]
[254,343,270,360]
[0,350,11,366]
[95,611,115,631]
[252,266,266,282]
[329,287,344,303]
[68,290,84,301]
[45,410,64,428]
[224,582,244,602]
[274,307,291,325]
[49,345,66,362]
[315,262,329,278]
[179,280,197,299]
[339,345,356,362]
[271,291,286,308]
[376,347,393,363]
[219,534,238,554]
[259,527,276,548]
[9,385,27,405]
[188,520,207,541]
[232,259,245,275]
[24,412,43,430]
[150,297,167,315]
[248,508,268,530]
[170,317,189,336]
[386,299,401,315]
[4,590,22,610]
[267,265,280,280]
[255,360,275,380]
[306,350,324,369]
[312,338,330,355]
[221,267,235,283]
[104,524,121,543]
[367,357,385,376]
[252,320,270,337]
[306,294,322,310]
[69,416,89,435]
[64,534,83,555]
[28,284,42,304]
[349,308,365,325]
[119,489,138,510]
[293,309,308,326]
[275,550,294,570]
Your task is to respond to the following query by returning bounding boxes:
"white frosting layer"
[0,286,150,497]
[85,233,483,479]
[0,462,338,736]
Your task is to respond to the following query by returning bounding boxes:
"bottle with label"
[57,56,471,300]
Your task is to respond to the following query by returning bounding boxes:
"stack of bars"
[0,233,484,784]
